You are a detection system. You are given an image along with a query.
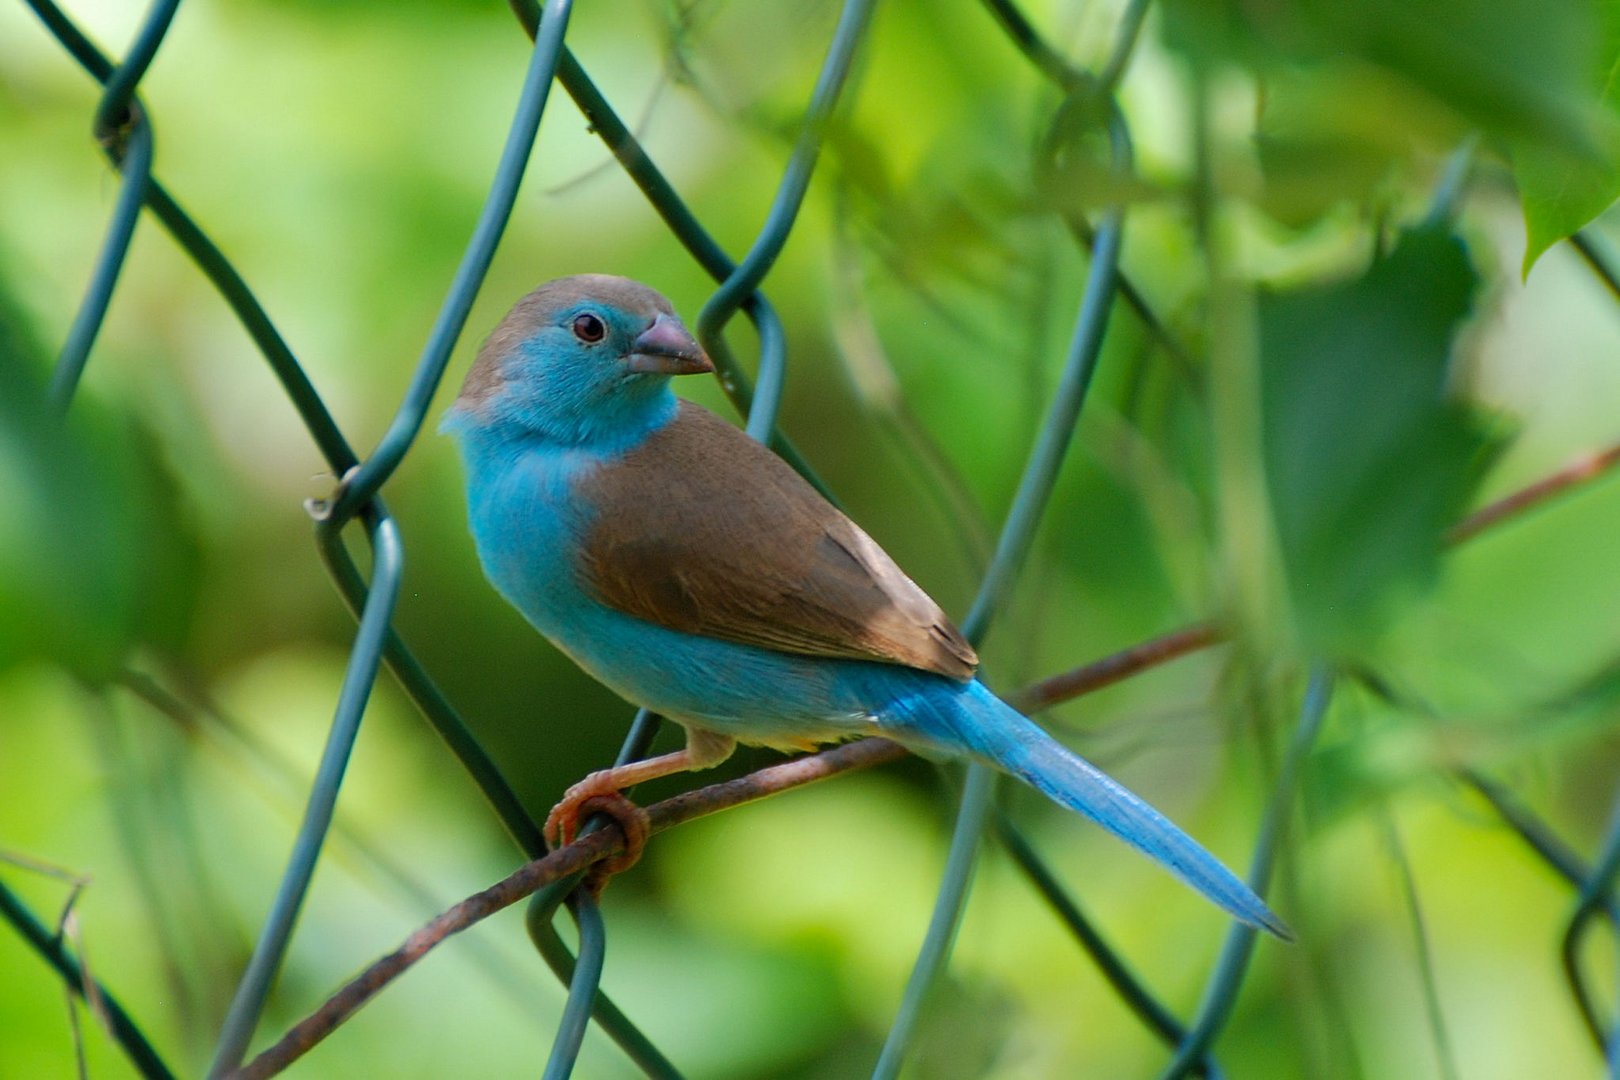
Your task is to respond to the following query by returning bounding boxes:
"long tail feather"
[890,679,1290,939]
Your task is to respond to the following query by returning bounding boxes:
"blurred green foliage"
[3,0,1620,1077]
[1258,224,1494,655]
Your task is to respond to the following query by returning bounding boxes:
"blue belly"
[461,436,948,748]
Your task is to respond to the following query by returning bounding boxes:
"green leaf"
[1259,225,1494,656]
[1165,0,1597,136]
[1517,0,1620,273]
[1164,0,1618,245]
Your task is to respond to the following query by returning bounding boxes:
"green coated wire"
[206,514,405,1076]
[871,766,995,1080]
[962,129,1128,640]
[117,667,545,1010]
[208,0,579,1058]
[15,0,1409,1075]
[1459,768,1619,1051]
[529,1,883,1069]
[331,0,577,522]
[0,877,175,1080]
[1098,0,1151,91]
[25,0,356,468]
[30,0,550,869]
[209,1,584,1067]
[875,105,1131,1077]
[524,885,685,1080]
[977,0,1085,91]
[505,0,827,491]
[1157,668,1333,1080]
[695,0,878,443]
[88,0,179,136]
[46,0,180,407]
[524,703,683,1080]
[1563,790,1620,1065]
[985,0,1199,385]
[50,110,152,408]
[991,812,1224,1078]
[543,894,609,1080]
[317,543,546,856]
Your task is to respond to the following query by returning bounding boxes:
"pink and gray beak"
[626,314,714,376]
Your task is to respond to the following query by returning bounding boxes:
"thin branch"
[228,739,909,1079]
[1010,622,1222,713]
[1446,441,1620,544]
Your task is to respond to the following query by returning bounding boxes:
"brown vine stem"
[1446,441,1620,545]
[227,738,909,1079]
[232,432,1620,1078]
[1009,622,1222,713]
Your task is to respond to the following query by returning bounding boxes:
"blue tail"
[884,678,1290,939]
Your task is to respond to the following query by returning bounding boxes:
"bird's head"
[443,274,713,445]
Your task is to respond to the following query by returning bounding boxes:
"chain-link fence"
[7,0,1620,1077]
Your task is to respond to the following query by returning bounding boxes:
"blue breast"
[452,421,922,748]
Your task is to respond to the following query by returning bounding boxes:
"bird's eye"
[572,313,606,343]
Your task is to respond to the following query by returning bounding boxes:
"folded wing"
[576,402,978,681]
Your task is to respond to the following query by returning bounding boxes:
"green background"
[3,0,1620,1076]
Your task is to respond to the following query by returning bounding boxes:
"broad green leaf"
[1517,0,1620,273]
[1259,225,1494,656]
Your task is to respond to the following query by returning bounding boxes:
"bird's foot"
[545,776,652,895]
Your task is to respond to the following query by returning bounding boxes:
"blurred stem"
[1422,136,1478,228]
[694,0,877,444]
[828,197,995,578]
[1376,807,1459,1080]
[987,0,1201,386]
[1191,64,1288,658]
[119,667,544,1014]
[1571,231,1620,303]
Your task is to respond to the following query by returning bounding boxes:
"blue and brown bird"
[443,274,1285,936]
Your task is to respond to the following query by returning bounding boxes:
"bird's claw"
[545,777,651,895]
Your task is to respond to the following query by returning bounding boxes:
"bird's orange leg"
[543,731,736,890]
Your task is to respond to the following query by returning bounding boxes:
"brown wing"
[575,402,978,681]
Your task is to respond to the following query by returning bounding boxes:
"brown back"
[576,403,978,680]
